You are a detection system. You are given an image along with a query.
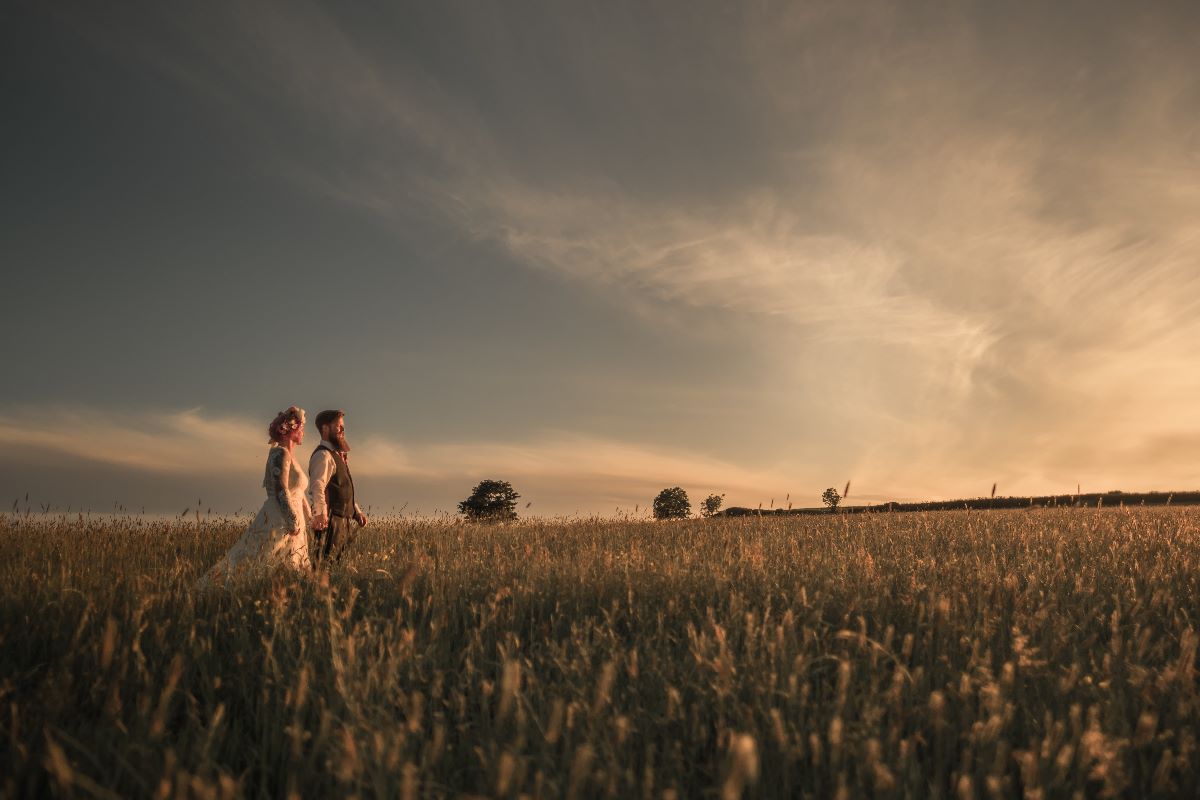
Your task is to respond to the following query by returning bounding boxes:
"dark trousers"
[312,515,355,565]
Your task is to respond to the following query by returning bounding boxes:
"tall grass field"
[2,508,1198,797]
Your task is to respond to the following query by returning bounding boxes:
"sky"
[3,0,1199,516]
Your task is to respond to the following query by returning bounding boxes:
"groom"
[308,409,368,565]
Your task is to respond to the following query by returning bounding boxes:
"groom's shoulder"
[309,444,333,462]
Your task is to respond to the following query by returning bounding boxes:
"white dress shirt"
[308,440,363,520]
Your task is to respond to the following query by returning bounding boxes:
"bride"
[199,406,313,585]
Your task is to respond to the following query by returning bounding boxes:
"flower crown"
[268,406,306,443]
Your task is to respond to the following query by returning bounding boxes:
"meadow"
[1,507,1198,798]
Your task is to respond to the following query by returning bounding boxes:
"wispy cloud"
[0,407,264,475]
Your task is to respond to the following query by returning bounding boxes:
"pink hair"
[267,406,305,444]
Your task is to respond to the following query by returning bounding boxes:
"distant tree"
[821,487,841,512]
[458,479,520,522]
[653,487,691,520]
[700,493,725,518]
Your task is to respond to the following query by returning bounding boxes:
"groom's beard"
[334,434,350,453]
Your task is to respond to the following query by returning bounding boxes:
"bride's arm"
[266,448,300,532]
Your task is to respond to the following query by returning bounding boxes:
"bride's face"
[290,426,304,446]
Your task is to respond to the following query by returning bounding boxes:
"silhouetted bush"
[653,487,691,520]
[458,479,520,522]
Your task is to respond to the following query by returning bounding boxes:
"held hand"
[354,511,368,527]
[313,514,328,530]
[290,527,303,538]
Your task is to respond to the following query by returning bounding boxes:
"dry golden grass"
[1,507,1198,797]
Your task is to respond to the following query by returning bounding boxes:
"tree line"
[455,480,849,522]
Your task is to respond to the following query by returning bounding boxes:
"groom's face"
[323,417,350,451]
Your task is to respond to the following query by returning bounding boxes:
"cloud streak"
[0,406,786,514]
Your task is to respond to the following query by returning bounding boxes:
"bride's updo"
[267,406,306,444]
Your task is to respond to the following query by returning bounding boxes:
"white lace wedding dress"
[199,445,312,585]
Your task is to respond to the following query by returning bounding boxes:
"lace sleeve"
[265,448,299,531]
